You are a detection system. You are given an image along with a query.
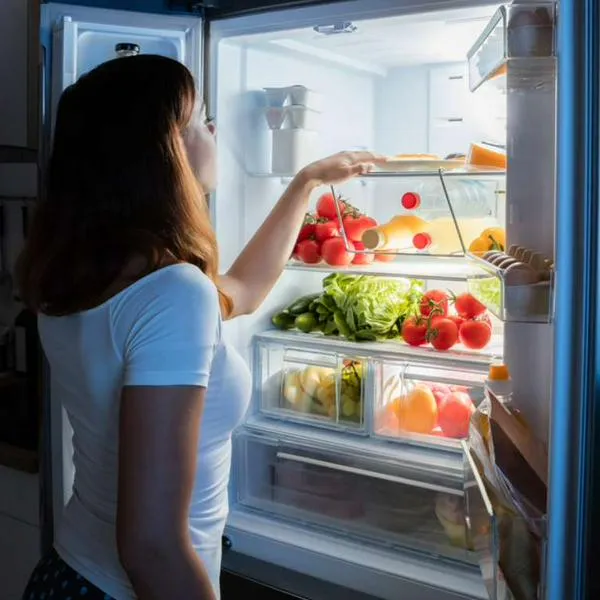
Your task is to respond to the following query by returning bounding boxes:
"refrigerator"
[36,1,597,599]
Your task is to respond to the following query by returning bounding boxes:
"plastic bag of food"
[468,391,547,600]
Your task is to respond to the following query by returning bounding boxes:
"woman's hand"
[219,150,387,318]
[298,150,387,187]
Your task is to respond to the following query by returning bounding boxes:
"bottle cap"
[401,192,421,210]
[412,232,432,250]
[488,363,511,381]
[362,228,384,250]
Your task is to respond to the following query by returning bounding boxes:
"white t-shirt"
[39,263,252,599]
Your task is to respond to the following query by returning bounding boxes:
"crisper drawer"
[374,360,486,447]
[251,331,490,449]
[253,339,369,433]
[233,428,477,566]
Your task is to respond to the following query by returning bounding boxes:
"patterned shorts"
[22,549,114,600]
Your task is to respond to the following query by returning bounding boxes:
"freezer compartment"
[467,3,556,93]
[374,360,485,448]
[463,444,546,600]
[254,340,367,432]
[233,427,476,565]
[466,251,553,323]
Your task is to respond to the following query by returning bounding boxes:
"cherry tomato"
[351,241,374,265]
[420,290,449,318]
[321,237,355,266]
[427,318,458,351]
[459,320,492,350]
[401,316,428,346]
[343,215,376,242]
[315,220,340,243]
[453,293,487,319]
[316,193,345,220]
[295,239,321,264]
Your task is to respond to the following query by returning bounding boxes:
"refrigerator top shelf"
[254,329,501,367]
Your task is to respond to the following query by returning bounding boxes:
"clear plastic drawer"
[233,427,477,565]
[374,360,486,447]
[253,340,368,432]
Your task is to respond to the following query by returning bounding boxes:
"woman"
[19,54,382,600]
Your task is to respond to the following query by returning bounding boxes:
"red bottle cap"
[413,232,432,250]
[401,192,421,210]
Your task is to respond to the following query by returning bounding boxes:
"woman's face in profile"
[183,100,217,192]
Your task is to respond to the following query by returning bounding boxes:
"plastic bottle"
[485,361,513,405]
[412,217,494,255]
[361,215,428,251]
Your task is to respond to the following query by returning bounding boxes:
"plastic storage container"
[374,360,486,447]
[272,129,318,174]
[253,338,367,432]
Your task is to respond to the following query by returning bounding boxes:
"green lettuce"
[321,274,424,341]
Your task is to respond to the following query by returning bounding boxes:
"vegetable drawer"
[252,337,369,433]
[232,426,477,565]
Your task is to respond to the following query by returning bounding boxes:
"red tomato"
[316,193,345,220]
[321,237,355,266]
[315,220,340,243]
[401,316,428,346]
[295,239,321,264]
[438,392,475,438]
[454,293,486,319]
[447,314,465,330]
[427,318,458,351]
[343,215,374,242]
[459,319,492,350]
[351,241,374,265]
[373,251,395,263]
[420,290,449,318]
[297,223,316,242]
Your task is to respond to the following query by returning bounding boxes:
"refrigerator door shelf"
[466,253,554,323]
[467,2,556,93]
[43,4,202,126]
[463,442,546,600]
[251,331,490,450]
[231,425,476,568]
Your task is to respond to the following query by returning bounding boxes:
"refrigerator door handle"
[275,452,461,496]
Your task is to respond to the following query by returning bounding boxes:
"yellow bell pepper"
[468,227,506,256]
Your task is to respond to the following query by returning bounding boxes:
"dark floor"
[221,570,302,599]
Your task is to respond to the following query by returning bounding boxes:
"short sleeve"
[122,266,220,387]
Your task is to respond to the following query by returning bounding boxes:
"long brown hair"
[17,54,231,316]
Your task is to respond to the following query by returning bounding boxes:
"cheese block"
[467,143,507,169]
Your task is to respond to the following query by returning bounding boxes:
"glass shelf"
[286,255,482,282]
[249,168,506,180]
[467,3,556,93]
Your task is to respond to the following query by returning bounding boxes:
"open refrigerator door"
[209,0,556,598]
[39,0,204,547]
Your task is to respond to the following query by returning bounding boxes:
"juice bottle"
[361,215,428,251]
[412,217,495,255]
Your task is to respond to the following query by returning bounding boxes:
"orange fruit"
[396,385,438,434]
